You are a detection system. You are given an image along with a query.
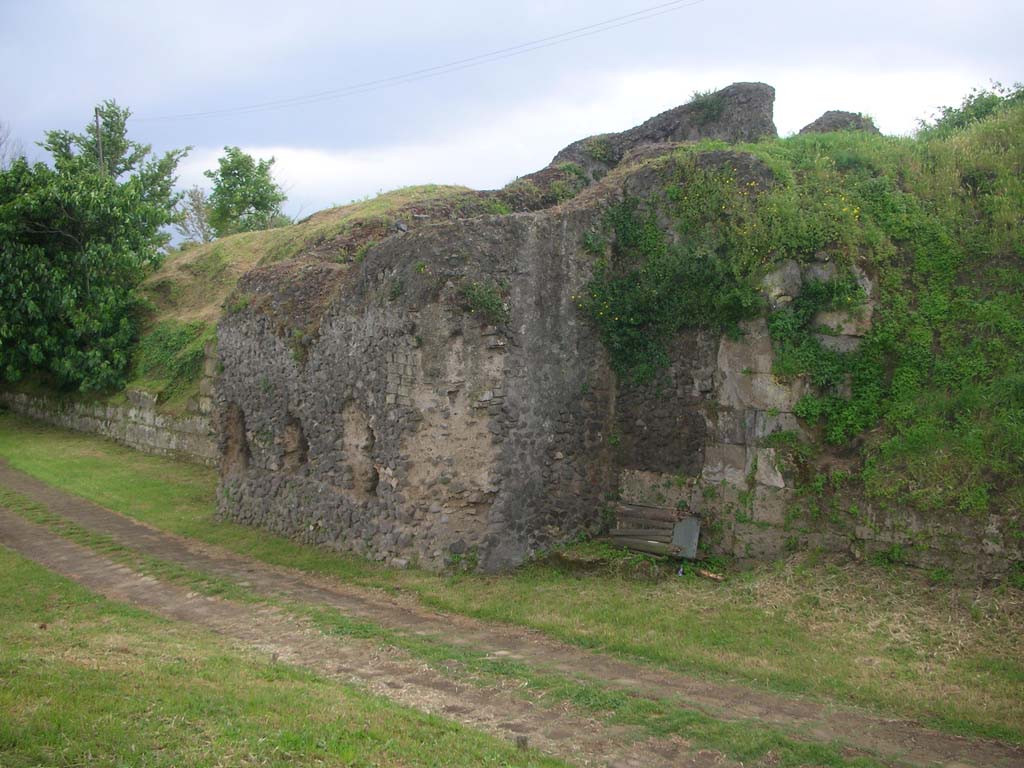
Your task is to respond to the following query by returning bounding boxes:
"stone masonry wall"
[216,209,617,571]
[1,388,217,466]
[210,83,1018,577]
[0,343,219,466]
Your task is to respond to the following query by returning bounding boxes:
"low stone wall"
[0,389,217,466]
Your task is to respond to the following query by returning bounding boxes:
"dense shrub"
[0,103,185,391]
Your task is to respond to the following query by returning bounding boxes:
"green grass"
[126,318,216,411]
[1,413,1022,745]
[0,546,565,768]
[0,484,884,767]
[0,482,883,767]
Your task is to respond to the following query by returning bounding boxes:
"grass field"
[0,544,564,768]
[1,413,1022,745]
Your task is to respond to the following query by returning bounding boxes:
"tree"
[0,102,187,391]
[175,185,215,245]
[42,100,151,180]
[0,120,24,169]
[204,146,288,237]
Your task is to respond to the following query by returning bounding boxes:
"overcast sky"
[2,0,1021,218]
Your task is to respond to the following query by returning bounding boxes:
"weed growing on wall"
[131,320,213,402]
[582,136,614,165]
[459,280,508,325]
[687,89,726,125]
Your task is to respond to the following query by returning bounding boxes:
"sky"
[2,0,1022,219]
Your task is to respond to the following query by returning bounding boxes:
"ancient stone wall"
[613,258,1020,578]
[1,386,217,465]
[209,82,1019,576]
[216,209,617,570]
[0,342,219,466]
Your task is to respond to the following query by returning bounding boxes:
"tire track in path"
[0,506,729,768]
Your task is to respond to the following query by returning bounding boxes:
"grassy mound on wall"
[124,185,500,411]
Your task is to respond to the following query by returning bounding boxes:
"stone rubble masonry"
[0,344,220,466]
[1,386,217,467]
[207,84,1020,576]
[216,210,617,572]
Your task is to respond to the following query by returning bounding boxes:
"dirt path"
[1,460,1022,768]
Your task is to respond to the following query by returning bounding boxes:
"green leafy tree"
[174,185,215,245]
[204,146,288,237]
[0,103,187,391]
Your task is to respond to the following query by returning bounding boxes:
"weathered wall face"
[216,210,617,570]
[612,258,1020,578]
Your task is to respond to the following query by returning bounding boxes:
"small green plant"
[459,280,508,324]
[1008,562,1024,591]
[225,292,252,315]
[481,197,512,215]
[289,329,309,363]
[388,278,404,301]
[353,239,376,263]
[499,178,544,210]
[447,546,480,573]
[687,89,726,125]
[582,136,614,164]
[869,544,906,567]
[549,179,575,203]
[558,162,590,186]
[581,229,607,256]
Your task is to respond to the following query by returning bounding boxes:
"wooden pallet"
[607,503,700,559]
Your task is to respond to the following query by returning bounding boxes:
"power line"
[138,0,706,122]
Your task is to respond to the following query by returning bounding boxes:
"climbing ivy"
[580,95,1024,518]
[579,196,762,383]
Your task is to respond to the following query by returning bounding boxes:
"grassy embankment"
[1,413,1021,746]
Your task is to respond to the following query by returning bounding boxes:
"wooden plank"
[617,503,679,523]
[608,537,681,557]
[610,528,673,543]
[614,516,674,531]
